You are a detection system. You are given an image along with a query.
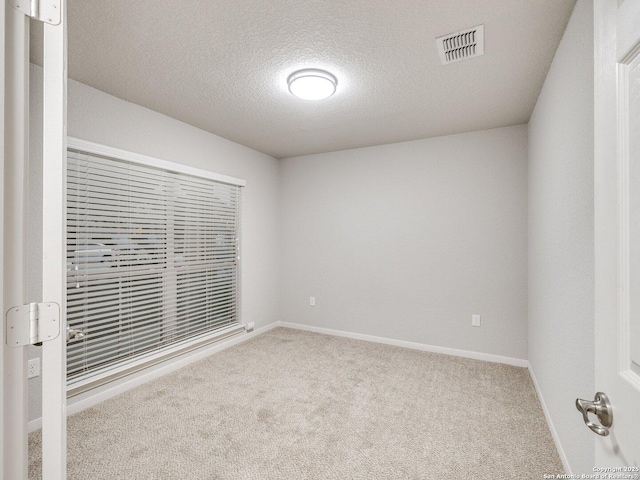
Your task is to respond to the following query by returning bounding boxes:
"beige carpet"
[29,327,563,479]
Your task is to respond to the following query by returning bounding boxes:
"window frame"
[65,137,246,396]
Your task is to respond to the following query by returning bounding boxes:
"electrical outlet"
[28,358,40,379]
[472,315,481,327]
[246,322,255,332]
[309,296,316,306]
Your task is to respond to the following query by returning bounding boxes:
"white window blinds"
[66,147,243,392]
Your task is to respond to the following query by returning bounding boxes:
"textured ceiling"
[31,0,576,159]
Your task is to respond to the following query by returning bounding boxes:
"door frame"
[3,3,31,478]
[3,1,68,478]
[41,1,68,478]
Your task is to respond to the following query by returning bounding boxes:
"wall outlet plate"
[472,315,481,327]
[28,358,40,379]
[309,296,316,306]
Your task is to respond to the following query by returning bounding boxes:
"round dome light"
[287,69,338,100]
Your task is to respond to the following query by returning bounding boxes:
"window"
[66,143,244,394]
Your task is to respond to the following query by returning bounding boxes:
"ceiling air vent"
[436,25,484,65]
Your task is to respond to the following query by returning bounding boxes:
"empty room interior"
[5,0,639,478]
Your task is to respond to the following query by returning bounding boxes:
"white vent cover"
[436,25,484,65]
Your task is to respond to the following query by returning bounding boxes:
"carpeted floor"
[29,327,564,479]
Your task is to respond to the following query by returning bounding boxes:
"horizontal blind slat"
[67,289,238,320]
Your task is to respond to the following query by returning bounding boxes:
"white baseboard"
[527,363,571,475]
[28,321,280,433]
[278,321,529,367]
[28,418,40,434]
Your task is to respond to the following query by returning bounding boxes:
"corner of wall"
[527,0,595,474]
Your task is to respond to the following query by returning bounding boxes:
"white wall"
[528,0,594,474]
[279,125,528,360]
[27,64,280,421]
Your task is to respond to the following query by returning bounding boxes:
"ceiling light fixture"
[287,69,337,100]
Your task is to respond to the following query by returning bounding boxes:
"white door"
[593,0,640,468]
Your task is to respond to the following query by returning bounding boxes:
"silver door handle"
[66,326,85,342]
[575,392,613,436]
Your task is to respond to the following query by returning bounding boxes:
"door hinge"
[6,302,61,347]
[7,0,61,25]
